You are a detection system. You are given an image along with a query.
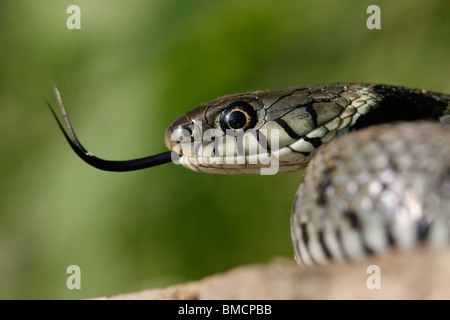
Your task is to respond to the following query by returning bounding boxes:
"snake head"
[164,91,285,174]
[164,84,374,175]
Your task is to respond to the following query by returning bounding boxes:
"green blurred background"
[0,0,448,299]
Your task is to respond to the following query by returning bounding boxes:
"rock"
[96,246,450,300]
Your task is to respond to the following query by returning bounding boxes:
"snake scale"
[49,83,450,267]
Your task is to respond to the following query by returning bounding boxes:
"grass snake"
[48,83,450,267]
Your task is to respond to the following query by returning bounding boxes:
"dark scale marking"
[185,113,195,125]
[343,210,361,230]
[385,223,396,246]
[203,105,211,126]
[306,104,318,127]
[351,84,449,130]
[343,210,375,255]
[288,146,309,157]
[253,129,271,152]
[317,164,336,206]
[301,223,309,246]
[318,230,333,259]
[300,222,319,265]
[179,126,194,142]
[416,217,430,241]
[210,136,217,157]
[386,154,400,173]
[303,136,322,149]
[362,241,375,255]
[274,118,302,140]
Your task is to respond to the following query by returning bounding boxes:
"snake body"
[50,83,450,267]
[164,83,450,266]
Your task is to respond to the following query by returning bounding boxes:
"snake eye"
[219,101,257,132]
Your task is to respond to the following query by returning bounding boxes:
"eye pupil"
[219,101,257,133]
[227,110,247,129]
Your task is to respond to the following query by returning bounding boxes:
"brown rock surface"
[96,246,450,300]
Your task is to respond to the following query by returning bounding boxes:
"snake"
[48,83,450,267]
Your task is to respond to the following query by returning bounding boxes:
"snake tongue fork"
[47,84,175,172]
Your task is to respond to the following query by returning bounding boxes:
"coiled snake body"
[49,83,450,267]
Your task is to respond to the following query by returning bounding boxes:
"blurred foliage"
[0,0,448,299]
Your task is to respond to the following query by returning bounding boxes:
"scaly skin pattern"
[165,83,450,174]
[291,122,450,266]
[164,83,450,265]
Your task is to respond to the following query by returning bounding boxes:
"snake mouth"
[164,117,280,174]
[164,118,311,174]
